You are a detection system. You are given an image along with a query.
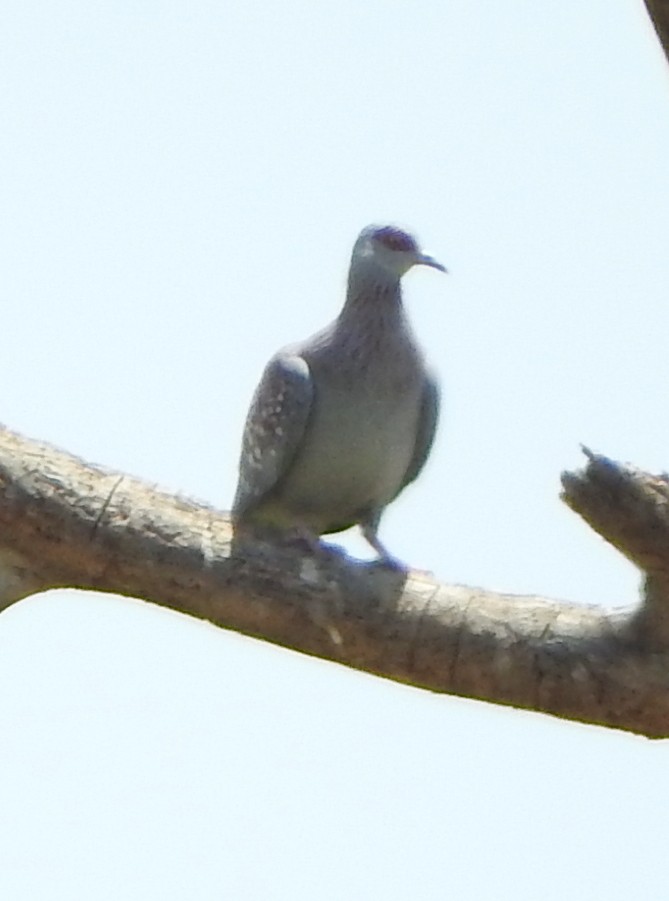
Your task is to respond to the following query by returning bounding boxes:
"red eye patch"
[374,226,417,254]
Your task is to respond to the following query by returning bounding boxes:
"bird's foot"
[368,552,408,572]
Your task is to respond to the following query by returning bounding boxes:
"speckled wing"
[400,372,440,491]
[232,353,314,521]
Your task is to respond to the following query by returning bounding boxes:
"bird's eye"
[375,226,417,254]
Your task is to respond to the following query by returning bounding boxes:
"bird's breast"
[274,355,424,530]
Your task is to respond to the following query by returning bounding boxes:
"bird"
[231,223,446,563]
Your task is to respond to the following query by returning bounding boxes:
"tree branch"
[562,448,669,650]
[1,426,668,736]
[645,0,669,66]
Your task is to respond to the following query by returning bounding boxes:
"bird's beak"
[416,252,447,273]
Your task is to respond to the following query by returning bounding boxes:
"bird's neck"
[337,265,406,334]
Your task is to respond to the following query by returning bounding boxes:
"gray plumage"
[232,224,445,561]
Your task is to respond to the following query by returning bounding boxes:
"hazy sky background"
[1,1,669,898]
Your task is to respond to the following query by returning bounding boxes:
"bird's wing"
[400,372,440,491]
[232,353,314,520]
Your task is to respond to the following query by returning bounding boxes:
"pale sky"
[1,1,669,898]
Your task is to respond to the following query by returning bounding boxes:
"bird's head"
[352,224,447,280]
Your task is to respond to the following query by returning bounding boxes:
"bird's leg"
[360,514,406,569]
[292,524,326,556]
[233,517,327,558]
[277,522,341,561]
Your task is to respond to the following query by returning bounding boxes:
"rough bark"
[1,425,668,737]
